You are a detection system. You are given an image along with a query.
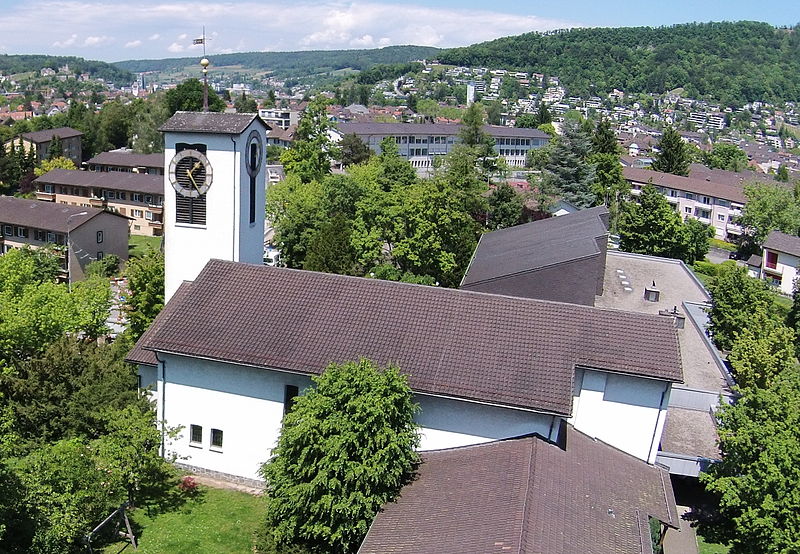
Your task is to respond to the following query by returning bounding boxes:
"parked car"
[263,247,282,267]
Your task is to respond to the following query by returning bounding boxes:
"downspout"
[648,383,670,463]
[155,352,166,456]
[230,136,238,261]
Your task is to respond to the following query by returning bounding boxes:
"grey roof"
[21,126,83,143]
[688,163,777,187]
[159,111,267,134]
[88,151,164,169]
[337,121,550,139]
[763,230,800,258]
[34,169,162,195]
[660,407,720,460]
[0,195,122,232]
[623,166,748,204]
[462,206,609,286]
[359,427,678,554]
[130,260,683,416]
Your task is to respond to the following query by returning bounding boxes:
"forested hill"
[114,45,440,78]
[437,21,800,106]
[0,54,132,84]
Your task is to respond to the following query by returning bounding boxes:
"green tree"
[164,78,225,116]
[260,359,419,554]
[85,254,120,278]
[487,182,524,230]
[683,217,715,264]
[281,96,338,183]
[707,263,774,351]
[700,368,800,553]
[267,175,324,268]
[737,183,800,246]
[776,164,790,183]
[376,137,416,190]
[591,118,619,155]
[46,135,63,160]
[124,247,164,341]
[234,92,258,113]
[618,184,690,260]
[704,143,749,172]
[33,156,76,177]
[728,309,796,389]
[514,113,538,128]
[303,213,359,275]
[545,119,596,208]
[652,126,690,176]
[458,102,488,147]
[787,280,800,354]
[535,102,552,125]
[589,152,629,232]
[339,133,371,167]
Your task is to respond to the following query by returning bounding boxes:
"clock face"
[245,130,263,178]
[169,149,213,197]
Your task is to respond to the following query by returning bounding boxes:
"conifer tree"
[652,126,690,176]
[545,119,595,208]
[591,118,619,155]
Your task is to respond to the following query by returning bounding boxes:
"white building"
[759,231,800,295]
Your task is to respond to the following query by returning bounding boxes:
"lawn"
[129,235,163,258]
[698,535,731,554]
[103,487,263,554]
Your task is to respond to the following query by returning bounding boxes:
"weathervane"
[194,27,210,111]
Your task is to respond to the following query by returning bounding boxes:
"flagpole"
[198,27,209,112]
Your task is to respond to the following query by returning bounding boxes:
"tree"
[652,126,690,176]
[487,182,524,230]
[737,183,800,246]
[727,309,796,390]
[376,138,416,190]
[545,119,596,208]
[535,102,552,126]
[281,96,337,183]
[124,247,164,341]
[589,152,629,233]
[339,133,371,167]
[458,102,489,147]
[86,254,120,278]
[591,118,619,155]
[515,113,537,128]
[704,143,749,172]
[776,164,790,183]
[46,135,63,160]
[303,214,359,276]
[683,217,715,264]
[700,368,800,552]
[787,279,800,354]
[707,263,774,351]
[33,156,76,177]
[260,359,419,554]
[618,184,691,260]
[233,92,257,113]
[164,78,225,116]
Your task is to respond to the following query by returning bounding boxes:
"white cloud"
[178,33,187,40]
[52,34,77,48]
[167,42,185,53]
[125,40,142,48]
[84,35,111,47]
[148,33,160,41]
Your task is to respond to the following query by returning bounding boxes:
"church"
[128,111,685,492]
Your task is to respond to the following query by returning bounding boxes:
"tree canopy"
[260,359,419,554]
[651,126,690,176]
[164,78,226,116]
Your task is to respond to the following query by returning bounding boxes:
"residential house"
[4,126,83,164]
[258,107,301,130]
[359,428,678,554]
[34,169,164,237]
[334,122,549,174]
[460,206,609,306]
[0,196,128,281]
[87,150,164,175]
[623,166,747,240]
[759,231,800,294]
[129,259,682,485]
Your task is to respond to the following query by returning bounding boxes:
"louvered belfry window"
[175,143,207,225]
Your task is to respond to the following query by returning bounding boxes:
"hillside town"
[0,19,799,554]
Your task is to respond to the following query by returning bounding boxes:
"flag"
[193,38,204,45]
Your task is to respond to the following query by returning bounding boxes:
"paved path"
[664,506,699,554]
[189,474,263,496]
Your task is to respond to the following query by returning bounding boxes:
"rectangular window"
[145,195,153,204]
[96,251,104,260]
[47,231,56,243]
[190,424,203,445]
[3,225,12,236]
[701,196,711,205]
[145,211,154,221]
[35,229,45,241]
[210,428,223,449]
[96,230,103,244]
[132,209,143,218]
[15,226,28,238]
[118,192,126,200]
[718,214,726,221]
[684,207,691,213]
[249,176,256,224]
[766,250,778,270]
[685,193,695,200]
[284,385,299,416]
[44,184,54,193]
[133,193,143,202]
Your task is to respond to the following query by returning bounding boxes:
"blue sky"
[0,1,796,63]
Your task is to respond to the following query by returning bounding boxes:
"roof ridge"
[517,437,537,554]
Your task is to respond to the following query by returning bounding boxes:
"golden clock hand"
[185,168,201,193]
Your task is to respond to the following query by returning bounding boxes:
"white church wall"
[569,368,670,463]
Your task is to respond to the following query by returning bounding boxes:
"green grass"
[129,235,163,258]
[709,238,737,252]
[103,487,263,554]
[698,535,731,554]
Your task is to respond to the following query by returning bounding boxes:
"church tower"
[160,111,267,301]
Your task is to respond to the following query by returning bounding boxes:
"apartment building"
[0,196,128,282]
[87,150,164,175]
[4,126,83,164]
[623,167,746,240]
[258,108,301,130]
[759,231,800,295]
[34,169,164,237]
[335,122,549,174]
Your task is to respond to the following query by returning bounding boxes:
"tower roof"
[159,111,267,135]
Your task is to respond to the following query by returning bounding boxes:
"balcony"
[35,191,55,202]
[89,197,106,208]
[148,204,163,214]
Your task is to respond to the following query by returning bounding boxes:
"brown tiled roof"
[133,260,682,416]
[21,126,83,143]
[358,427,678,554]
[623,166,748,204]
[0,195,125,232]
[764,230,800,258]
[88,151,164,170]
[461,206,608,286]
[126,281,192,367]
[337,122,550,139]
[159,111,267,134]
[34,169,162,195]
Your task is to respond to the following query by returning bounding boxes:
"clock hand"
[185,168,201,193]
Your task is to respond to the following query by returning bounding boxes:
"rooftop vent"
[644,281,660,302]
